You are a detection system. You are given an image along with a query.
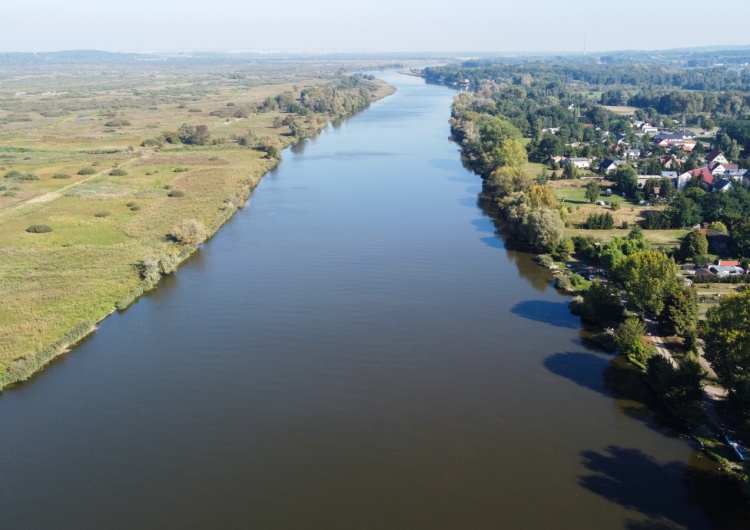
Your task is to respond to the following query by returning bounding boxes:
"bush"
[94,210,110,217]
[77,167,96,175]
[109,168,128,176]
[585,212,615,229]
[167,190,185,198]
[5,170,39,181]
[26,224,52,233]
[104,119,130,127]
[172,167,189,172]
[52,173,71,179]
[535,254,554,268]
[170,219,207,245]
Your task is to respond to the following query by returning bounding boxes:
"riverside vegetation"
[0,56,395,389]
[439,57,750,494]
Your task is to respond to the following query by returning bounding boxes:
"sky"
[3,0,750,54]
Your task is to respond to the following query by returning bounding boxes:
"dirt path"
[0,153,145,223]
[645,318,727,429]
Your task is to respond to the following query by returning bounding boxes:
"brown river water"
[0,71,748,529]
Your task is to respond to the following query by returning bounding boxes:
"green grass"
[0,64,396,385]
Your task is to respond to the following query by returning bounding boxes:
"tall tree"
[702,290,750,425]
[614,250,679,316]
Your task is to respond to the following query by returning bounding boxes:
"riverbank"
[0,66,395,390]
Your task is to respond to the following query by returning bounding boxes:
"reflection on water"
[0,71,747,529]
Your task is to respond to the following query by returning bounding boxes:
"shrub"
[52,173,71,179]
[172,167,189,172]
[94,210,110,217]
[167,190,185,198]
[585,212,615,229]
[104,119,130,127]
[170,219,207,245]
[77,167,96,175]
[26,224,52,233]
[5,170,39,181]
[109,168,128,176]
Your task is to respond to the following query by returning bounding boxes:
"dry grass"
[0,63,395,382]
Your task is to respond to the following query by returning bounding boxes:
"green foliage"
[585,212,614,229]
[167,190,185,198]
[645,356,705,422]
[613,250,678,315]
[1,321,93,388]
[26,224,52,233]
[52,173,71,179]
[77,167,97,175]
[679,229,708,262]
[585,181,600,203]
[5,170,39,181]
[109,168,128,176]
[580,280,625,325]
[615,317,653,362]
[610,165,638,197]
[94,210,111,218]
[702,290,750,426]
[562,162,577,179]
[573,235,601,261]
[661,285,698,339]
[522,208,565,254]
[104,118,130,127]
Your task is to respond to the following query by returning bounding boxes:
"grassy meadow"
[0,61,395,387]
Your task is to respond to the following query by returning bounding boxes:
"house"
[642,125,659,134]
[564,157,592,169]
[717,260,741,267]
[599,159,619,173]
[637,175,663,188]
[725,168,747,180]
[693,267,714,276]
[661,171,678,180]
[624,149,641,159]
[706,151,728,166]
[542,127,560,135]
[708,264,744,276]
[675,129,697,139]
[677,167,714,191]
[713,179,734,193]
[710,162,739,175]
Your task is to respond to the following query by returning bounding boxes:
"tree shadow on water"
[543,352,611,396]
[510,300,580,329]
[580,446,710,530]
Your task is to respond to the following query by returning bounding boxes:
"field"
[0,60,396,386]
[547,178,688,246]
[602,105,637,115]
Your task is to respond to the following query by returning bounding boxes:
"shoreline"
[0,79,397,392]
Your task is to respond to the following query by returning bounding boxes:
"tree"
[678,229,708,262]
[523,208,565,254]
[731,217,750,258]
[613,250,678,316]
[611,165,638,197]
[702,290,750,425]
[585,181,601,203]
[562,162,577,179]
[527,185,558,209]
[580,280,624,325]
[191,125,211,146]
[645,356,705,420]
[661,285,698,340]
[616,317,652,363]
[485,138,528,171]
[486,165,532,198]
[667,195,702,228]
[178,123,196,144]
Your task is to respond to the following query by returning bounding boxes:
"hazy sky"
[3,0,749,54]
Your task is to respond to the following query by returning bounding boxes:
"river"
[0,71,747,529]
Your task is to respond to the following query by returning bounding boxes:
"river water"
[1,72,747,529]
